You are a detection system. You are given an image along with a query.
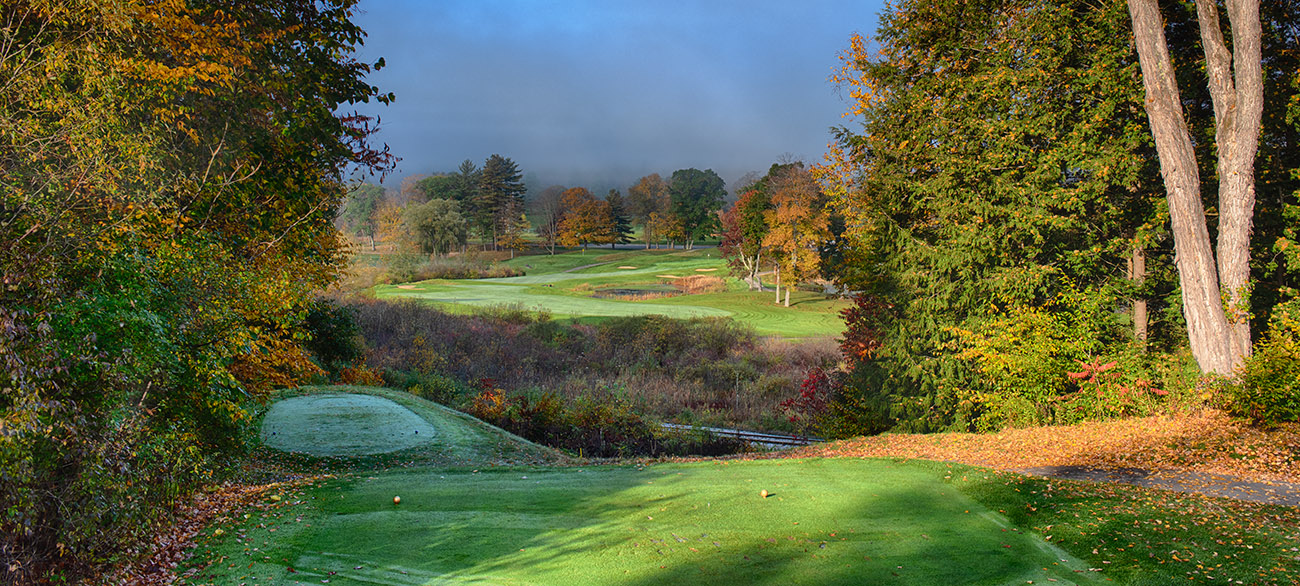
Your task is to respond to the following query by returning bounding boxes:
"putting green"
[260,393,438,457]
[194,458,1105,585]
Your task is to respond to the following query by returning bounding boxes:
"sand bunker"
[260,393,437,457]
[657,275,680,279]
[617,266,637,269]
[396,285,419,290]
[694,268,719,272]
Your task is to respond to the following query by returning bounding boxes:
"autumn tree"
[0,0,393,579]
[606,189,634,247]
[1127,0,1264,374]
[719,188,772,290]
[627,173,671,248]
[495,196,531,257]
[762,163,830,306]
[645,211,683,249]
[557,187,615,252]
[668,168,727,249]
[374,197,409,251]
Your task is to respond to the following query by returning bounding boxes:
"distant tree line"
[339,165,732,256]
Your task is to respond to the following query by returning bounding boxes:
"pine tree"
[476,154,526,249]
[605,189,634,247]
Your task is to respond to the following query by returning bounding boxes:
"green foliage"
[404,198,469,256]
[341,183,385,239]
[0,0,389,580]
[819,0,1185,433]
[668,168,727,244]
[305,298,366,377]
[1232,298,1300,425]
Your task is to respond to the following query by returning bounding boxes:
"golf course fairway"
[187,389,1108,585]
[370,249,850,338]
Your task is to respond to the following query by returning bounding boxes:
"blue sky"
[348,0,886,192]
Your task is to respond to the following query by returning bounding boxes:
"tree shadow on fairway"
[605,461,1105,586]
[247,460,1110,586]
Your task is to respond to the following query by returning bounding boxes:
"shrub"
[352,299,837,434]
[383,370,473,405]
[673,275,727,294]
[779,367,836,436]
[1231,299,1300,425]
[304,298,365,377]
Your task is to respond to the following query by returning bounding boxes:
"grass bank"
[168,387,1300,586]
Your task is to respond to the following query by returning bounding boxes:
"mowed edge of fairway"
[188,457,1106,586]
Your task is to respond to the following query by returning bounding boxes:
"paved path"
[1019,465,1300,507]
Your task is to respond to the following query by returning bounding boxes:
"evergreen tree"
[605,189,634,247]
[476,154,526,248]
[818,0,1171,433]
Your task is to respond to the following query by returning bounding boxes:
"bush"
[1232,299,1300,425]
[304,298,365,377]
[383,370,473,405]
[352,299,837,433]
[408,256,524,281]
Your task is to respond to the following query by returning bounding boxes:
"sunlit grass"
[188,387,1300,586]
[373,249,848,337]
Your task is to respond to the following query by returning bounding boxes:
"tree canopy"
[0,0,392,579]
[668,168,727,248]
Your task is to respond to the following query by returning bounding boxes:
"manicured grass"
[260,393,438,457]
[254,386,563,470]
[187,388,1300,585]
[372,249,849,337]
[190,458,1104,586]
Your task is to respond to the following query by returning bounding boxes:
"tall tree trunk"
[774,264,781,304]
[1127,0,1261,375]
[1129,245,1148,344]
[1194,0,1262,361]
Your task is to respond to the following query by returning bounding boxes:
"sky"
[348,0,886,194]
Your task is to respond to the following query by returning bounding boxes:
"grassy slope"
[254,386,563,470]
[181,387,1300,585]
[190,461,1103,586]
[372,249,848,338]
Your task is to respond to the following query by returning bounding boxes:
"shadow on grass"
[201,459,1110,585]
